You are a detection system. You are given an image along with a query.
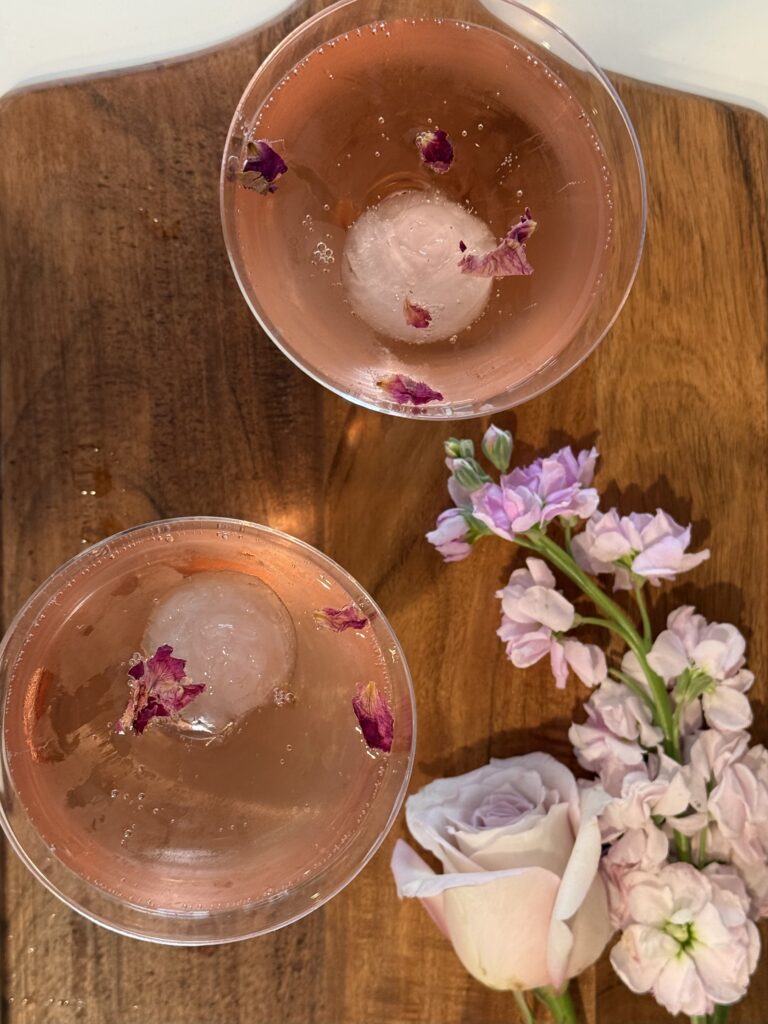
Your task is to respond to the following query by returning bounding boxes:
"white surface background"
[1,0,766,114]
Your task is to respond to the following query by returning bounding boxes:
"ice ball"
[341,189,495,343]
[144,571,296,736]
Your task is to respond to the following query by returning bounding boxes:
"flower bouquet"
[391,427,764,1024]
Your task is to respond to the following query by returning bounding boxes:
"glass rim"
[0,515,417,944]
[219,0,647,420]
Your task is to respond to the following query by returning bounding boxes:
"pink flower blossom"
[610,862,760,1017]
[426,508,472,563]
[471,446,599,539]
[569,681,662,792]
[115,645,205,736]
[572,509,710,590]
[497,558,606,689]
[600,755,692,839]
[601,825,669,929]
[707,744,768,866]
[647,607,754,732]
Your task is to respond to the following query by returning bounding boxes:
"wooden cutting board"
[0,2,766,1021]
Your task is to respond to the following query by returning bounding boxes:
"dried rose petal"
[115,644,205,736]
[352,681,394,753]
[459,207,537,278]
[240,140,288,194]
[314,605,369,632]
[376,374,443,405]
[415,129,454,173]
[403,295,432,329]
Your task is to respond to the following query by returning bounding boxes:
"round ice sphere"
[341,189,495,343]
[144,571,296,736]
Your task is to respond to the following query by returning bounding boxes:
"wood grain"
[0,2,766,1022]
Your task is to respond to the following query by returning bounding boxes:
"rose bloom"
[390,754,613,991]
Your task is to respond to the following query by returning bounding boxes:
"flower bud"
[444,437,475,459]
[481,425,513,472]
[452,458,490,492]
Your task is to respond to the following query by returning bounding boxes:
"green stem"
[633,581,652,651]
[690,1017,707,1024]
[674,831,693,863]
[608,667,657,712]
[529,532,678,757]
[711,1004,730,1023]
[513,990,536,1024]
[576,615,619,632]
[534,985,580,1024]
[563,521,573,556]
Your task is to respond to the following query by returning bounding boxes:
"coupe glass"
[0,518,415,944]
[220,0,646,419]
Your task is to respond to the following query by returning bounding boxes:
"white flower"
[569,681,662,794]
[390,755,613,991]
[610,862,760,1017]
[646,607,754,732]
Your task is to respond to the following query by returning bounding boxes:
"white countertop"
[1,0,766,115]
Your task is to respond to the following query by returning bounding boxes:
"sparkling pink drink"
[223,13,625,416]
[0,520,414,942]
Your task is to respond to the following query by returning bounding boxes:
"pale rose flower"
[426,508,472,563]
[601,825,669,929]
[569,681,662,794]
[390,754,613,992]
[610,862,760,1017]
[497,559,606,690]
[572,509,709,590]
[647,607,754,732]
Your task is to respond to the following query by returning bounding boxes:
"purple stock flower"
[115,645,205,735]
[459,208,537,277]
[471,445,599,539]
[403,295,432,329]
[377,373,443,405]
[497,558,606,690]
[573,509,710,590]
[352,681,394,753]
[426,507,473,562]
[415,129,454,173]
[241,140,288,194]
[314,605,369,632]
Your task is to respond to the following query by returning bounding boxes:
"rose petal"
[241,139,288,194]
[415,128,454,173]
[116,644,205,735]
[459,209,537,278]
[376,373,443,405]
[352,681,394,752]
[313,605,368,633]
[390,839,450,937]
[403,295,432,329]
